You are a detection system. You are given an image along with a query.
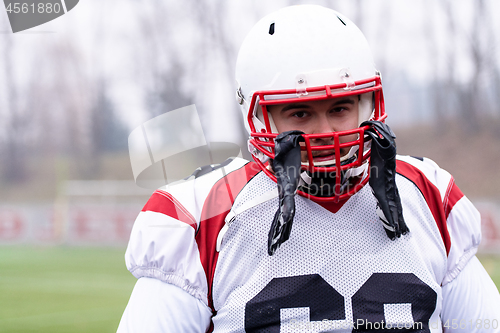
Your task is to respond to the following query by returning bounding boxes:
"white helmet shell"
[235,4,378,133]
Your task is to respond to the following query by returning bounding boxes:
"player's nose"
[310,115,335,143]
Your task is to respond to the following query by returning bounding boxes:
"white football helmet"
[235,5,386,201]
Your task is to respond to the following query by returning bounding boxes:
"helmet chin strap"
[298,154,364,198]
[268,130,305,255]
[298,140,371,197]
[361,120,409,239]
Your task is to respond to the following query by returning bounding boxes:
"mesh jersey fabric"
[213,171,446,332]
[123,156,490,332]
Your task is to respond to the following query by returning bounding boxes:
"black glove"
[361,120,409,239]
[268,130,305,255]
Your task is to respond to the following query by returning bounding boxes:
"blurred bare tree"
[461,0,487,131]
[187,0,250,156]
[91,78,129,154]
[136,2,194,118]
[437,0,499,131]
[1,35,29,183]
[134,0,251,158]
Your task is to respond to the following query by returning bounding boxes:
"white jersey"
[118,156,500,333]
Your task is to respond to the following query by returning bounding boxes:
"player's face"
[267,97,359,164]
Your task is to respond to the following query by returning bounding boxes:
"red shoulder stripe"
[443,178,464,219]
[141,190,197,230]
[195,162,261,315]
[396,160,451,255]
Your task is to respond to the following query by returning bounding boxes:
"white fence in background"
[475,202,500,253]
[0,181,151,246]
[0,202,143,246]
[0,181,499,251]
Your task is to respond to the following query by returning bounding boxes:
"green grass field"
[0,246,136,333]
[0,247,498,333]
[478,254,500,288]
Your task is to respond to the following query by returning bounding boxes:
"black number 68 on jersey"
[245,273,437,332]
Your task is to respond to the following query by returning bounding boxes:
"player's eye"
[292,111,308,118]
[331,106,348,113]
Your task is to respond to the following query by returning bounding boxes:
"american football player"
[118,5,500,332]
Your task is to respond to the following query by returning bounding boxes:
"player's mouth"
[312,150,336,162]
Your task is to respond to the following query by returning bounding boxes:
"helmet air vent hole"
[269,22,275,35]
[337,16,346,26]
